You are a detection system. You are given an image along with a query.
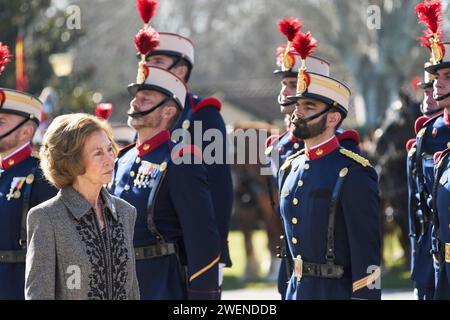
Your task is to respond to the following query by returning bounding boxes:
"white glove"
[219,263,225,287]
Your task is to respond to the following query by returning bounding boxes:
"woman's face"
[80,130,115,186]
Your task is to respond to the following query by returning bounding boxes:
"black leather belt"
[293,255,347,281]
[134,243,177,260]
[0,250,26,263]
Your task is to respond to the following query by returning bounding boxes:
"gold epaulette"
[339,149,371,167]
[280,149,305,171]
[408,147,416,158]
[417,127,426,138]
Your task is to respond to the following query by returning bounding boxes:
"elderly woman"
[25,113,139,300]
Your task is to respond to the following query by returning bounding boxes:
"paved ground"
[222,287,414,300]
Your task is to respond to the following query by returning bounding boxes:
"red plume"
[278,17,303,42]
[415,0,442,34]
[292,31,317,60]
[136,0,158,24]
[134,27,160,55]
[419,28,443,48]
[0,42,12,75]
[95,103,113,120]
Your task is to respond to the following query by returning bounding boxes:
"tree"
[0,0,92,115]
[66,0,450,127]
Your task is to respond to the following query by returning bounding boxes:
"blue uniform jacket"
[173,93,233,268]
[433,148,450,299]
[109,130,221,300]
[265,128,362,297]
[409,113,450,291]
[278,136,381,300]
[0,145,57,299]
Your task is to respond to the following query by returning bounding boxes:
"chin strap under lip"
[435,92,450,102]
[290,106,331,127]
[127,96,171,119]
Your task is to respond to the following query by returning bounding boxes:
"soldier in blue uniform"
[408,2,450,297]
[433,147,450,299]
[406,63,444,300]
[427,40,450,299]
[0,74,57,298]
[276,29,381,300]
[109,59,221,299]
[143,32,234,284]
[266,18,362,299]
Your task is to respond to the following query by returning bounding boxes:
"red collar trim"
[0,144,32,170]
[288,133,301,143]
[137,130,171,157]
[305,136,340,160]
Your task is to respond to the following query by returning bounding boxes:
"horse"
[229,121,284,281]
[368,90,422,270]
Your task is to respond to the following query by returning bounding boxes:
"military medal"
[136,161,163,189]
[6,177,26,200]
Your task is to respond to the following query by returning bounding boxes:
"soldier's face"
[79,130,115,186]
[434,67,450,109]
[146,55,174,69]
[0,113,24,154]
[147,54,189,82]
[128,90,165,130]
[291,99,329,140]
[279,77,297,115]
[422,86,439,114]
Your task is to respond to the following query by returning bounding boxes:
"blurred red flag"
[15,35,28,92]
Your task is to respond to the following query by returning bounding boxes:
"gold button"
[293,198,299,205]
[339,168,349,177]
[26,174,35,184]
[293,143,300,149]
[159,162,167,172]
[143,144,150,151]
[8,159,14,166]
[182,120,190,130]
[297,180,303,187]
[447,142,450,148]
[124,185,130,191]
[304,163,310,170]
[292,237,298,245]
[315,149,324,156]
[130,171,135,178]
[292,217,298,225]
[121,158,127,164]
[136,158,141,164]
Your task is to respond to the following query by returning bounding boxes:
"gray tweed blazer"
[25,187,140,300]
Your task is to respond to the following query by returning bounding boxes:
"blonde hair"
[40,113,118,189]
